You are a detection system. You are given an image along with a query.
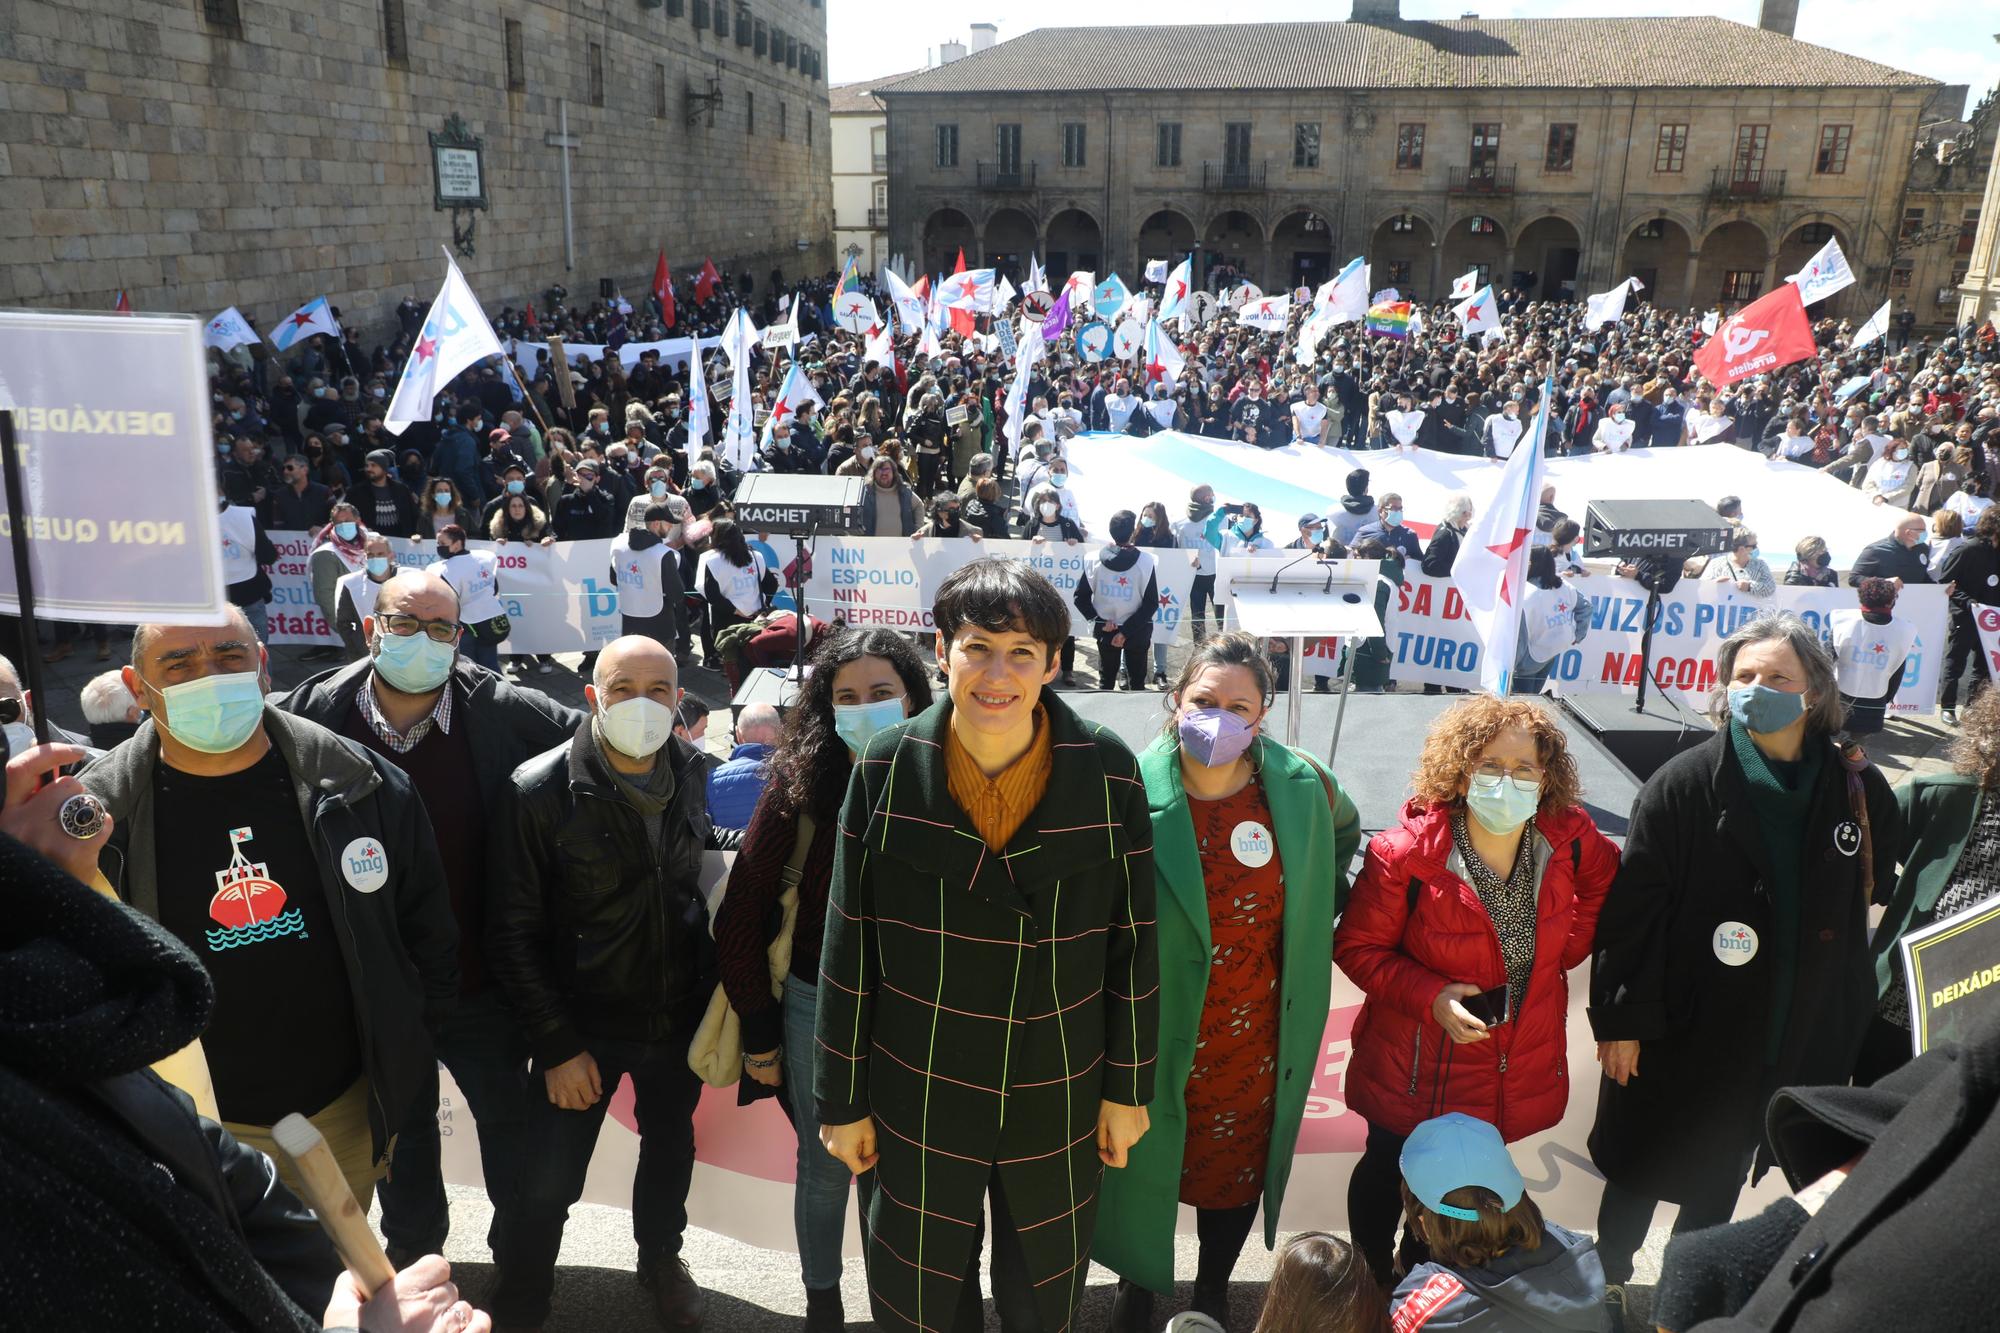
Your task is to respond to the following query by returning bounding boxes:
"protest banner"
[0,310,228,625]
[1973,603,2000,677]
[511,332,729,381]
[265,534,622,652]
[802,536,1198,645]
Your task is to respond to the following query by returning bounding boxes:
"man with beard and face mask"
[1173,485,1222,642]
[81,608,459,1214]
[278,569,583,1270]
[611,503,693,656]
[487,636,738,1331]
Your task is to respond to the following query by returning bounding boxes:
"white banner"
[264,533,623,653]
[511,333,729,380]
[803,537,1198,644]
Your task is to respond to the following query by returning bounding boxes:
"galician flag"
[684,338,711,454]
[761,362,824,445]
[1452,377,1555,694]
[1327,256,1370,325]
[269,295,341,351]
[938,265,994,313]
[1142,319,1185,385]
[204,306,259,352]
[1157,256,1194,327]
[384,254,505,436]
[1453,285,1500,336]
[882,267,927,332]
[1851,299,1891,351]
[1450,268,1481,300]
[1787,234,1856,305]
[719,307,760,471]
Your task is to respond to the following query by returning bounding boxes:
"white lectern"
[1224,564,1384,769]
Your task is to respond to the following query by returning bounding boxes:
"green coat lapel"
[859,691,1125,919]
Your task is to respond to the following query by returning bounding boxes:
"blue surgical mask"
[434,490,453,506]
[833,695,907,755]
[372,626,458,693]
[1232,519,1256,541]
[1382,509,1403,527]
[1728,682,1806,734]
[334,521,358,541]
[365,556,391,577]
[650,480,669,498]
[143,669,266,756]
[507,478,526,495]
[1466,772,1541,835]
[1139,514,1155,529]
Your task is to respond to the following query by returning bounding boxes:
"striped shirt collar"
[356,670,454,754]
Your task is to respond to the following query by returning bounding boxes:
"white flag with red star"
[1453,285,1500,336]
[1451,377,1553,694]
[268,295,341,352]
[761,362,824,446]
[1142,319,1185,386]
[384,253,505,436]
[1156,257,1194,327]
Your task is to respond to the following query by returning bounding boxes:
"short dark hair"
[1108,509,1136,544]
[932,558,1071,663]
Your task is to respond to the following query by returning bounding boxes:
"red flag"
[695,258,721,305]
[949,248,973,337]
[653,250,676,330]
[913,275,930,300]
[524,302,539,333]
[113,290,132,315]
[1691,284,1816,389]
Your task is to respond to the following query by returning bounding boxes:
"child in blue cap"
[1391,1113,1611,1331]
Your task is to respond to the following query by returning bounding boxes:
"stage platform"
[1062,689,1642,840]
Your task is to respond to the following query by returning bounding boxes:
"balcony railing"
[1203,160,1266,191]
[976,161,1036,189]
[1447,164,1516,195]
[867,207,888,228]
[1709,166,1787,201]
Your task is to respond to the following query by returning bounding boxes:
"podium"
[1223,562,1384,769]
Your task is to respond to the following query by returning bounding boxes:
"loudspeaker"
[599,277,616,299]
[1560,691,1713,785]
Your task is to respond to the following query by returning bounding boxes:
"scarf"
[1186,497,1215,522]
[1729,720,1822,1066]
[591,720,678,856]
[313,520,367,565]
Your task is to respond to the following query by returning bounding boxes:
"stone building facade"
[1957,88,2000,330]
[0,0,833,335]
[880,10,1942,320]
[830,72,904,275]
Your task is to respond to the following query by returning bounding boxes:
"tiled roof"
[876,18,1938,96]
[829,70,919,114]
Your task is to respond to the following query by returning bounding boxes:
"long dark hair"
[710,516,753,568]
[766,628,936,821]
[1251,1233,1389,1333]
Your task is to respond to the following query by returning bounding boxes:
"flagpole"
[0,410,51,746]
[500,354,552,435]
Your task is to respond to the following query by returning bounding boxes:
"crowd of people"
[6,258,2000,1333]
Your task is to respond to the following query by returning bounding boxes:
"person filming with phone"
[1333,696,1619,1286]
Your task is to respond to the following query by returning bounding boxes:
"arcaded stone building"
[879,3,1943,319]
[0,0,832,331]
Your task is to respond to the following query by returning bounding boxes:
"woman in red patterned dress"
[1095,632,1362,1331]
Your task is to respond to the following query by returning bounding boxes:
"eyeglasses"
[378,613,463,644]
[1474,760,1544,785]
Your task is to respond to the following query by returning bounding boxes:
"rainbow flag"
[836,253,863,295]
[1365,300,1411,339]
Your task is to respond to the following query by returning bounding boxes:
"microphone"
[1267,545,1326,594]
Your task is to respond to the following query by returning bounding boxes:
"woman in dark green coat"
[1863,687,2000,1082]
[1095,632,1362,1331]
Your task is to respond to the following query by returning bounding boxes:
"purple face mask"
[1177,707,1257,768]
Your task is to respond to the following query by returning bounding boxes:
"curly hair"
[764,628,936,822]
[1407,695,1582,815]
[1950,685,2000,788]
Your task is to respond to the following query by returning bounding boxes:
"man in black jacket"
[83,610,460,1213]
[1935,506,2000,721]
[1422,494,1473,577]
[1075,510,1160,690]
[1846,515,1934,587]
[277,569,586,1268]
[553,460,623,539]
[486,635,734,1330]
[358,448,422,538]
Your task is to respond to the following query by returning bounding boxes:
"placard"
[1902,893,2000,1056]
[0,310,228,624]
[434,146,483,202]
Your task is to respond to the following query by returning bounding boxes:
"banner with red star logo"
[267,295,340,352]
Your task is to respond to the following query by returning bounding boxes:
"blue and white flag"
[1144,258,1168,284]
[938,267,996,313]
[269,295,340,351]
[1850,298,1891,352]
[384,255,505,435]
[685,337,711,454]
[204,306,259,353]
[1091,273,1131,321]
[1454,285,1500,336]
[1788,235,1856,306]
[1157,256,1194,326]
[1327,257,1370,325]
[719,308,760,472]
[1453,377,1555,695]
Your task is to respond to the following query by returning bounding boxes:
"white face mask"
[1039,502,1060,521]
[596,695,675,758]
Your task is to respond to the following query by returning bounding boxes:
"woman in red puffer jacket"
[1333,695,1619,1285]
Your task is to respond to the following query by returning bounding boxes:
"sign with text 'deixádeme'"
[0,310,228,624]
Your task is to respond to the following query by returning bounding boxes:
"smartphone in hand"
[1460,983,1511,1028]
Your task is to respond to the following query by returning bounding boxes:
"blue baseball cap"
[1400,1113,1525,1223]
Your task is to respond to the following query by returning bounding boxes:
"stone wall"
[885,85,1932,317]
[0,0,833,337]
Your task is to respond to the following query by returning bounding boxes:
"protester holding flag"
[1334,695,1618,1285]
[1588,614,1897,1294]
[1096,632,1360,1329]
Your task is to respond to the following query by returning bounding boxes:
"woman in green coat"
[1096,632,1362,1331]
